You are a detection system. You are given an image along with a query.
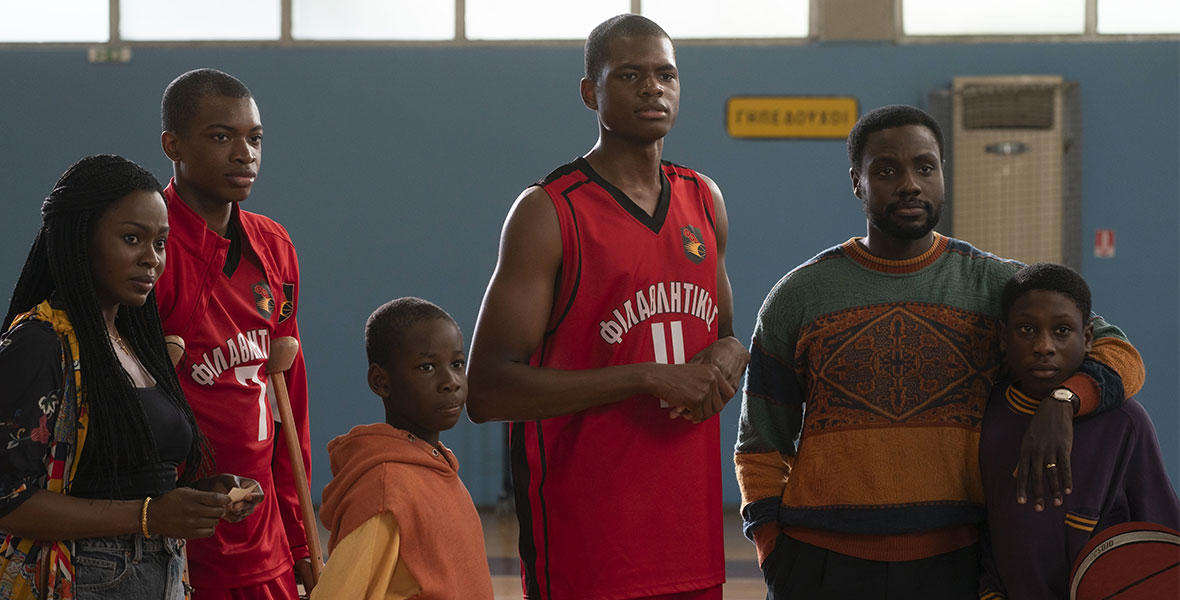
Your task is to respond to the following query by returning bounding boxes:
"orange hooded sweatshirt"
[319,423,493,599]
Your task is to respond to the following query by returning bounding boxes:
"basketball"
[1070,521,1180,600]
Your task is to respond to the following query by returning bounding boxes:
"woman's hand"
[146,487,231,539]
[196,473,265,522]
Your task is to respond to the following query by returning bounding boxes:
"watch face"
[1052,389,1074,401]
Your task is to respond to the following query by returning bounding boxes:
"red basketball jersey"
[511,158,725,599]
[156,182,310,588]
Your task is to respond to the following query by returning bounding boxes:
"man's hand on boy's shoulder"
[1013,399,1074,512]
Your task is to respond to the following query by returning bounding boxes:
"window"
[120,0,280,41]
[292,0,454,41]
[904,0,1179,36]
[2,0,1176,44]
[903,0,1085,35]
[0,0,108,43]
[1097,0,1180,34]
[464,0,628,40]
[642,0,808,39]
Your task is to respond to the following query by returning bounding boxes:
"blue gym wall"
[1,40,1176,506]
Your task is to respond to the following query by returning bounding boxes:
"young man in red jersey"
[467,14,749,600]
[156,68,316,599]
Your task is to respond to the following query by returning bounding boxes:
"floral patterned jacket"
[0,300,88,599]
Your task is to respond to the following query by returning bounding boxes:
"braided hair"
[5,154,210,485]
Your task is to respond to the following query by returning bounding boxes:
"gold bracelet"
[141,496,153,539]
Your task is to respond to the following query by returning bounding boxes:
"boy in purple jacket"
[979,263,1179,599]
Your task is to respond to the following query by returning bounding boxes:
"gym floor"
[313,506,766,598]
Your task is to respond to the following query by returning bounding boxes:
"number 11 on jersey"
[652,321,685,407]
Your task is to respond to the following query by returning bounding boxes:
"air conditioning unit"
[929,75,1081,268]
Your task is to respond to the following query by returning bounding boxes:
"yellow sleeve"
[1089,336,1145,398]
[309,512,421,600]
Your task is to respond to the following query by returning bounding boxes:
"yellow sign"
[727,96,858,139]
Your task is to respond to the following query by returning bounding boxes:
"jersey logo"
[681,225,707,264]
[252,280,274,319]
[279,282,295,323]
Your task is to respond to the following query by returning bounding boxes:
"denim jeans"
[74,534,186,600]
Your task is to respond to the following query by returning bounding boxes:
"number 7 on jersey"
[234,364,270,441]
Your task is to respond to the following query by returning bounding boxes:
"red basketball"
[1070,521,1180,600]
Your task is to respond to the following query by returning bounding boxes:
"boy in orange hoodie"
[311,297,494,599]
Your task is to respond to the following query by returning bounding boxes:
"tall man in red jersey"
[155,69,316,599]
[467,15,749,600]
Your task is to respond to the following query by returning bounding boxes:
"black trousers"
[761,533,980,600]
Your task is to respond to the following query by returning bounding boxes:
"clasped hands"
[661,337,750,423]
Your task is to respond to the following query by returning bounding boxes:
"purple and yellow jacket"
[979,381,1179,599]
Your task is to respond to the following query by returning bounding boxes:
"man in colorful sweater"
[735,104,1145,599]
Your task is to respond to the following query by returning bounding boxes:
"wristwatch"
[1051,387,1079,414]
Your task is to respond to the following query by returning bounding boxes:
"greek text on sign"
[727,96,858,139]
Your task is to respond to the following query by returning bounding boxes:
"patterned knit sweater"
[735,234,1144,562]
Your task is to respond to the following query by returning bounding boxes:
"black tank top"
[69,386,194,500]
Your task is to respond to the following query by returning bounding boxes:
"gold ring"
[1045,463,1057,469]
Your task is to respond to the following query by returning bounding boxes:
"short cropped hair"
[847,104,945,174]
[365,297,456,367]
[1001,263,1092,321]
[585,14,672,82]
[162,68,252,133]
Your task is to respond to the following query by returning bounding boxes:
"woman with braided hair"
[0,155,264,599]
